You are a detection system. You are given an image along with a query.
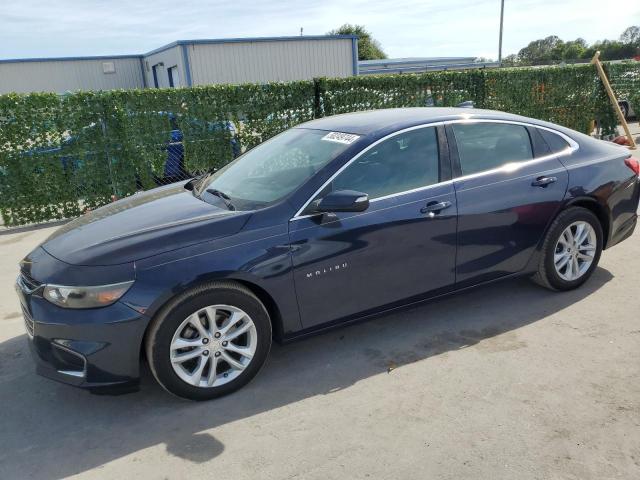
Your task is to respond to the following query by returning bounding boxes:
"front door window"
[327,127,440,200]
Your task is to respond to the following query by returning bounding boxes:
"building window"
[102,62,116,74]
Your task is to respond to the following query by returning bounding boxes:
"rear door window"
[452,123,533,176]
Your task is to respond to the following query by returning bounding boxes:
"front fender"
[124,223,302,336]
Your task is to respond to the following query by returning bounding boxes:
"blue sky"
[2,0,639,60]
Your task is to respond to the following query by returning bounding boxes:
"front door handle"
[420,200,452,216]
[531,176,557,187]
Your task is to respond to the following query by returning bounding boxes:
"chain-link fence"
[0,63,637,227]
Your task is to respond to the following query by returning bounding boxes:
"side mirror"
[315,190,369,213]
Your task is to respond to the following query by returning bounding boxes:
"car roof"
[295,107,544,136]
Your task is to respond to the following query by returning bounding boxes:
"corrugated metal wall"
[0,37,355,93]
[142,46,186,88]
[0,57,144,94]
[188,38,354,85]
[358,57,499,75]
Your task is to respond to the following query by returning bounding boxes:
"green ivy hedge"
[0,63,632,226]
[608,62,640,117]
[319,64,618,134]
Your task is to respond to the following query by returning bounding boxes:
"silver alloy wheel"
[553,221,597,281]
[170,304,257,388]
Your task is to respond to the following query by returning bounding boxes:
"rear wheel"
[145,282,272,400]
[533,207,603,291]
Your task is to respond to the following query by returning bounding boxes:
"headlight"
[42,281,134,309]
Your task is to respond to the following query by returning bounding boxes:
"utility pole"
[498,0,505,64]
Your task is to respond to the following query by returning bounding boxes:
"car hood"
[41,183,250,266]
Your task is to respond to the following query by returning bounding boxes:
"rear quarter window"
[539,129,571,154]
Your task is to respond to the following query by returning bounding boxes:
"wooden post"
[591,51,637,149]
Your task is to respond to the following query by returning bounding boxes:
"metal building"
[358,57,499,75]
[0,35,358,94]
[144,36,357,88]
[0,55,145,93]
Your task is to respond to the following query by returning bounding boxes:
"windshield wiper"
[205,188,236,211]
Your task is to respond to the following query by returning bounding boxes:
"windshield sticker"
[321,132,360,144]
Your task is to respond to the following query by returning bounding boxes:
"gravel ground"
[0,222,639,480]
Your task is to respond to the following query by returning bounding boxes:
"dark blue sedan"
[16,108,640,400]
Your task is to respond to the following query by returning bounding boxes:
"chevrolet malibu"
[16,108,640,400]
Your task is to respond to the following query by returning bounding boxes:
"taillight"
[625,156,640,176]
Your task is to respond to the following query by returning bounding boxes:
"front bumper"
[17,281,149,393]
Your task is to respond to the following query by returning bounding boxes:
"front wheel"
[533,207,603,291]
[145,282,272,400]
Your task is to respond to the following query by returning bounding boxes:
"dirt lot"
[0,224,639,480]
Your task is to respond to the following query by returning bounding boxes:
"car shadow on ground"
[0,268,613,479]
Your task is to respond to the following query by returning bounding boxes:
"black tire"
[145,281,272,401]
[533,207,603,291]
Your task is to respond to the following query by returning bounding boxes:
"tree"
[510,28,639,65]
[517,35,563,64]
[620,26,640,46]
[501,54,518,66]
[328,24,387,60]
[584,39,638,60]
[562,38,587,60]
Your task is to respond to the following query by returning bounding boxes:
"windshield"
[196,128,356,210]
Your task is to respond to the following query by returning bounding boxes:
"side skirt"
[279,270,534,344]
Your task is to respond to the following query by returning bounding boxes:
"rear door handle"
[420,200,452,216]
[531,176,557,187]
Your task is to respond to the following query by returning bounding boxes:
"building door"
[152,64,161,88]
[168,66,180,88]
